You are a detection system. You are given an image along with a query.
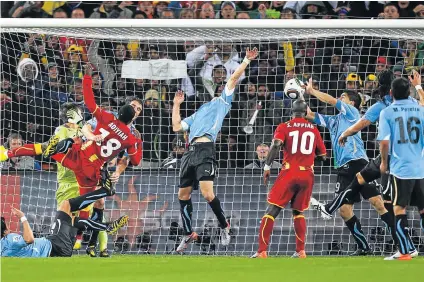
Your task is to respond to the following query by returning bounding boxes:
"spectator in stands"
[160,135,186,169]
[375,56,388,74]
[147,45,160,60]
[64,45,84,85]
[9,1,49,18]
[87,40,116,96]
[201,65,227,101]
[154,1,170,17]
[160,8,175,19]
[71,8,85,18]
[0,133,40,171]
[198,2,215,19]
[216,132,237,168]
[179,8,195,19]
[345,73,362,91]
[280,8,296,19]
[380,2,400,19]
[90,1,133,19]
[197,43,244,85]
[363,74,378,96]
[52,8,68,18]
[39,62,67,102]
[236,1,259,18]
[392,65,405,79]
[219,1,236,19]
[397,1,417,18]
[244,144,282,169]
[1,85,29,139]
[241,83,286,160]
[137,1,154,18]
[414,4,424,18]
[236,12,250,19]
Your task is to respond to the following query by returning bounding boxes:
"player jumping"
[377,77,424,260]
[311,70,423,259]
[251,99,327,259]
[42,73,142,207]
[304,80,397,256]
[172,47,258,252]
[1,179,128,257]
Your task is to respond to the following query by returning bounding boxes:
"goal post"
[1,19,423,256]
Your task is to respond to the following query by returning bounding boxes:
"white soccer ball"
[284,78,305,99]
[17,58,39,82]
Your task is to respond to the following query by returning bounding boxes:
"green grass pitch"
[2,256,422,282]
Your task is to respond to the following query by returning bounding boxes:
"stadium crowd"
[1,1,424,171]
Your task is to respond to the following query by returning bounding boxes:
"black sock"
[69,187,110,212]
[208,197,227,229]
[380,211,398,246]
[88,208,104,246]
[74,217,107,232]
[325,178,363,214]
[179,199,193,235]
[395,214,412,255]
[345,215,370,250]
[420,213,424,232]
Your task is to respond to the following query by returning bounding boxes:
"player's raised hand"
[245,47,259,61]
[173,90,185,105]
[11,206,25,218]
[263,170,270,185]
[304,78,314,95]
[409,70,421,87]
[84,64,93,76]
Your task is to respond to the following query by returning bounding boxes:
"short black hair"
[1,217,7,238]
[384,2,399,11]
[292,99,307,117]
[391,77,410,100]
[118,104,136,125]
[344,90,362,110]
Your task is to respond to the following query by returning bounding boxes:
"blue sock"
[345,215,370,250]
[395,214,411,255]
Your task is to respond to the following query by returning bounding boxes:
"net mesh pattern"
[1,27,423,255]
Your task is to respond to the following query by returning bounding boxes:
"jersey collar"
[392,99,415,105]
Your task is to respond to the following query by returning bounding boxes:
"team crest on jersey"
[12,236,20,242]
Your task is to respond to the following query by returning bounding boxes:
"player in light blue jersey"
[171,47,258,252]
[305,83,390,256]
[377,77,424,260]
[80,97,142,257]
[1,175,128,257]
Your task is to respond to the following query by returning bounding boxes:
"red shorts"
[267,169,314,212]
[52,144,102,189]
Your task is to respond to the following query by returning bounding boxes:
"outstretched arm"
[409,70,424,106]
[172,90,185,132]
[82,65,99,115]
[226,48,258,91]
[305,78,337,106]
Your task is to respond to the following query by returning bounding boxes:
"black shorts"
[47,211,77,257]
[359,155,391,201]
[336,159,380,204]
[391,176,424,209]
[179,142,217,189]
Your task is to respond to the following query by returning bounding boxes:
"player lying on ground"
[1,176,128,257]
[377,77,424,261]
[304,79,397,256]
[172,47,258,252]
[251,99,327,259]
[310,70,420,259]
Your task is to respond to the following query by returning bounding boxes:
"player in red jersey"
[43,73,142,196]
[251,99,327,259]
